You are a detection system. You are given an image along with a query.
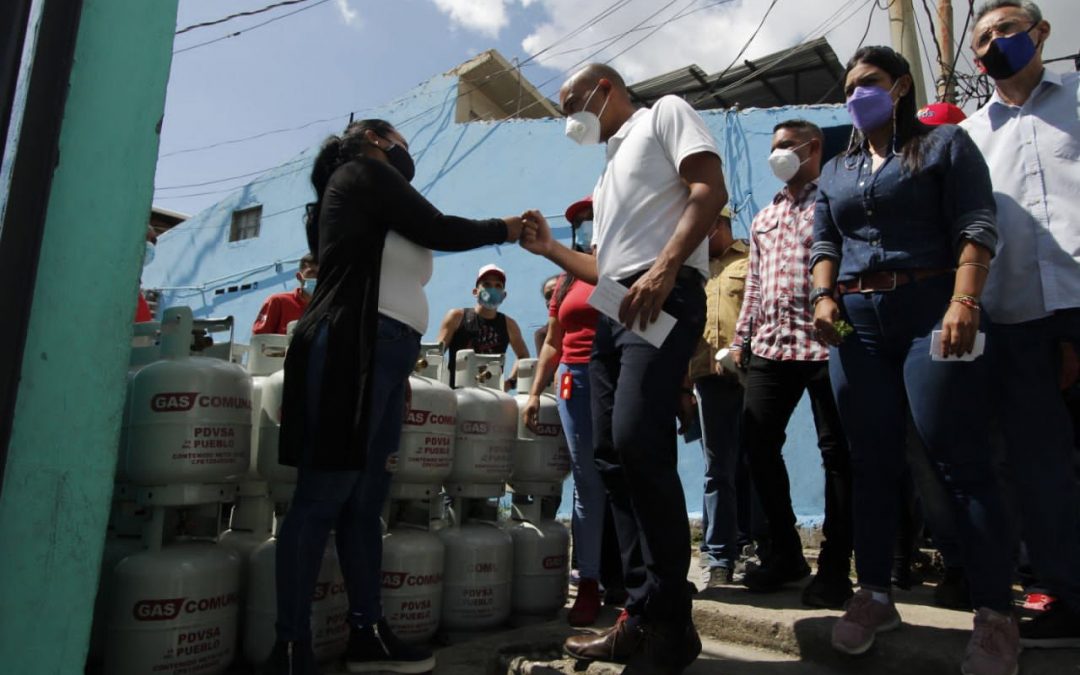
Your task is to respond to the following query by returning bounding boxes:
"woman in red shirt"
[522,198,613,626]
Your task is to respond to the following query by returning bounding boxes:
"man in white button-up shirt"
[960,0,1080,650]
[520,63,727,674]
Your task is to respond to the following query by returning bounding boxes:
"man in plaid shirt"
[730,119,853,608]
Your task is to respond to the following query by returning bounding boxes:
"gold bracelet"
[958,261,990,273]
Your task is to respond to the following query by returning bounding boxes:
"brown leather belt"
[837,268,953,294]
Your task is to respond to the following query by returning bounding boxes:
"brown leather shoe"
[564,614,643,663]
[622,621,702,675]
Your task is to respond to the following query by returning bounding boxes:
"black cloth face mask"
[384,142,416,183]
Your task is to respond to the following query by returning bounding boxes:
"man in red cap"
[437,263,530,389]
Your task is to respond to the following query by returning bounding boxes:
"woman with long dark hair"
[810,47,1018,675]
[266,119,523,674]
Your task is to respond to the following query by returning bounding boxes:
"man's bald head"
[559,63,636,143]
[566,63,627,93]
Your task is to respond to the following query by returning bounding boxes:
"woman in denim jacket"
[809,46,1018,675]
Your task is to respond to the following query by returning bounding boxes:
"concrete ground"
[264,543,1080,675]
[422,548,1080,675]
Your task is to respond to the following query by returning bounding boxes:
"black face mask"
[979,23,1039,81]
[385,142,416,182]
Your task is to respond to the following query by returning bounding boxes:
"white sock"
[870,591,890,605]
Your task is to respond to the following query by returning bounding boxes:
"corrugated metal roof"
[627,37,845,110]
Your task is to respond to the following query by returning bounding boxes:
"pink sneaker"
[831,589,901,655]
[962,608,1019,675]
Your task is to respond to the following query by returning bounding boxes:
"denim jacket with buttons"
[810,124,997,282]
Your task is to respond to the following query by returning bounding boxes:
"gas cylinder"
[438,498,513,630]
[103,506,242,675]
[129,321,161,369]
[445,351,517,499]
[381,500,445,643]
[506,500,570,617]
[245,334,289,488]
[244,532,349,665]
[393,350,456,499]
[253,362,293,497]
[87,501,147,667]
[217,495,274,571]
[511,358,571,497]
[123,307,252,486]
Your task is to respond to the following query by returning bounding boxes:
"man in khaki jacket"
[681,206,751,587]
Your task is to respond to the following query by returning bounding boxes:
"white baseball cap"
[476,264,507,285]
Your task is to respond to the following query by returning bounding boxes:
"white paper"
[587,276,677,348]
[929,330,985,362]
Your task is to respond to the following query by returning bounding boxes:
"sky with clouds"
[155,0,1079,216]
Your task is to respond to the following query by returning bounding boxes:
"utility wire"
[157,0,718,203]
[159,0,650,194]
[161,0,637,159]
[176,0,317,35]
[705,0,874,102]
[173,0,334,55]
[712,0,781,84]
[941,0,975,103]
[602,0,706,65]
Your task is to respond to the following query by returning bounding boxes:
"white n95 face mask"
[767,141,811,182]
[565,83,610,146]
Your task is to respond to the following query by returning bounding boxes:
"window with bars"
[229,205,262,242]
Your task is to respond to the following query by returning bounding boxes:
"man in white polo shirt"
[521,62,727,674]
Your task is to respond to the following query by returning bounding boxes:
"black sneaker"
[1019,601,1080,649]
[345,619,435,673]
[743,556,811,592]
[932,567,972,611]
[258,640,320,675]
[801,571,854,609]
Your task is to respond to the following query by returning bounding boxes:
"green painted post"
[0,0,179,671]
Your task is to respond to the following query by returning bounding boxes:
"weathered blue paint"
[145,73,851,523]
[0,0,179,670]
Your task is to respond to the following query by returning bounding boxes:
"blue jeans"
[557,362,607,581]
[693,375,744,568]
[991,309,1080,612]
[829,275,1014,611]
[589,270,706,625]
[276,315,420,640]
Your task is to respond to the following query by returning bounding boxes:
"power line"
[942,0,975,103]
[173,0,334,55]
[712,0,780,84]
[602,0,704,65]
[157,1,651,197]
[705,0,874,102]
[158,113,349,160]
[175,0,317,35]
[159,0,723,203]
[918,0,945,72]
[161,0,637,160]
[857,0,883,51]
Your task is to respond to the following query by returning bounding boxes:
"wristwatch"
[809,287,834,307]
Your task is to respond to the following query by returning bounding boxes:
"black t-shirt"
[447,307,509,388]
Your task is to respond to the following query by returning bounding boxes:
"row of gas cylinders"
[94,496,568,673]
[92,306,572,674]
[120,306,571,499]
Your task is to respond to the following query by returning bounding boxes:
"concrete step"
[691,579,1080,675]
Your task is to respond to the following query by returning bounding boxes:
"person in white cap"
[436,263,530,389]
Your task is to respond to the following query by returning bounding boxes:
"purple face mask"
[846,84,896,132]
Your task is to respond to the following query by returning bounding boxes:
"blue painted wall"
[144,73,850,523]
